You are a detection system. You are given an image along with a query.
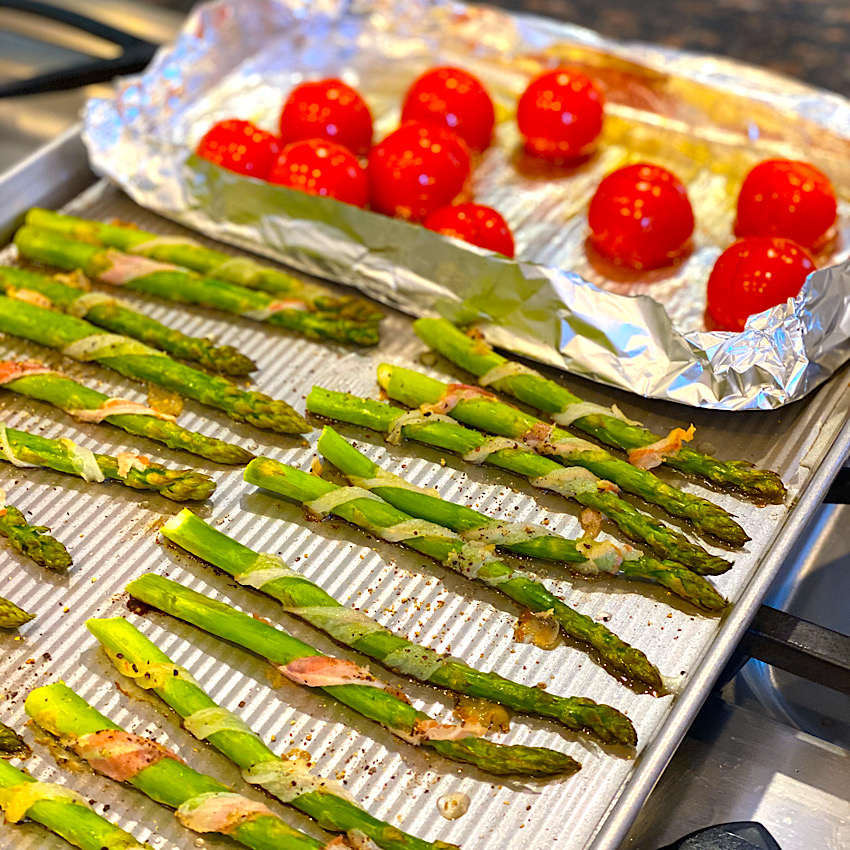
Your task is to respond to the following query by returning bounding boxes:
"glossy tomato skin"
[588,163,695,269]
[401,66,495,153]
[706,237,816,332]
[424,203,515,257]
[196,119,281,178]
[735,159,837,253]
[279,79,373,156]
[368,121,471,221]
[517,69,604,162]
[267,139,369,207]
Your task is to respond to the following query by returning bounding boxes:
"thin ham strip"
[73,730,182,782]
[401,719,487,745]
[421,384,498,415]
[116,450,152,478]
[628,425,696,470]
[7,288,53,309]
[99,251,177,284]
[0,360,54,384]
[242,299,309,321]
[69,397,176,423]
[277,656,386,689]
[176,791,273,835]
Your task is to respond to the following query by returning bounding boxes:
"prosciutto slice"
[0,360,54,384]
[421,384,498,415]
[277,656,386,689]
[628,426,696,470]
[70,397,176,423]
[73,729,182,781]
[176,791,273,834]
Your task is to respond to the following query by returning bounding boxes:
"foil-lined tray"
[1,162,849,850]
[82,0,850,410]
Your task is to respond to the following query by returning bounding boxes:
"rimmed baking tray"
[1,133,849,850]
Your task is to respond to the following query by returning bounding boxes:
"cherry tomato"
[267,139,369,207]
[279,79,373,156]
[424,203,515,257]
[735,159,837,253]
[517,69,604,162]
[368,121,471,221]
[401,66,495,153]
[587,163,695,269]
[196,119,281,178]
[706,237,816,332]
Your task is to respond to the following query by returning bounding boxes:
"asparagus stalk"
[414,319,787,504]
[315,427,727,613]
[0,422,215,501]
[126,573,579,777]
[0,760,148,849]
[0,594,34,628]
[378,364,749,548]
[26,208,383,323]
[88,617,458,850]
[161,509,637,744]
[0,266,255,376]
[0,295,310,433]
[244,458,663,691]
[0,361,253,465]
[0,496,72,571]
[15,226,380,348]
[0,722,30,758]
[25,683,325,850]
[305,388,731,575]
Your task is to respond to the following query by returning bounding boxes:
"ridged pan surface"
[0,181,848,850]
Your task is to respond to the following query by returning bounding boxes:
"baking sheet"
[1,176,849,850]
[82,0,850,410]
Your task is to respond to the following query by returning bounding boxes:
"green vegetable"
[0,501,72,571]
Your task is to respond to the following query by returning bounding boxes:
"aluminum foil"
[82,0,850,409]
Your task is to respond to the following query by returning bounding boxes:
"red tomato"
[401,66,495,153]
[735,159,838,253]
[368,121,471,221]
[706,237,816,332]
[588,163,695,269]
[424,203,515,257]
[279,79,373,156]
[267,139,369,207]
[517,69,604,162]
[196,119,281,178]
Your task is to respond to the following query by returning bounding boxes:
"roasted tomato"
[268,139,369,207]
[517,69,604,162]
[588,163,695,269]
[735,159,838,253]
[279,78,373,156]
[368,121,471,221]
[196,119,281,178]
[706,236,816,332]
[401,66,496,153]
[424,203,515,257]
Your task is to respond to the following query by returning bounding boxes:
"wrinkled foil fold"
[83,0,850,410]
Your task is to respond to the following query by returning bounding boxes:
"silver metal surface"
[81,0,850,410]
[618,696,850,849]
[0,136,849,850]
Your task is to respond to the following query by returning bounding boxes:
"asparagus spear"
[25,683,325,850]
[315,427,727,613]
[306,388,731,575]
[0,295,310,433]
[0,265,255,376]
[0,493,72,571]
[161,509,638,744]
[414,319,787,503]
[0,595,34,628]
[15,226,380,348]
[26,208,383,323]
[88,617,458,850]
[0,422,215,501]
[244,457,663,691]
[378,364,749,548]
[0,361,253,465]
[0,760,148,849]
[126,573,579,777]
[0,722,30,758]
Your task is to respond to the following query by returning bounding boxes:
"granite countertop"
[492,0,850,95]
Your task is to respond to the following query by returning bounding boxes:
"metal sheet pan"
[1,137,849,850]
